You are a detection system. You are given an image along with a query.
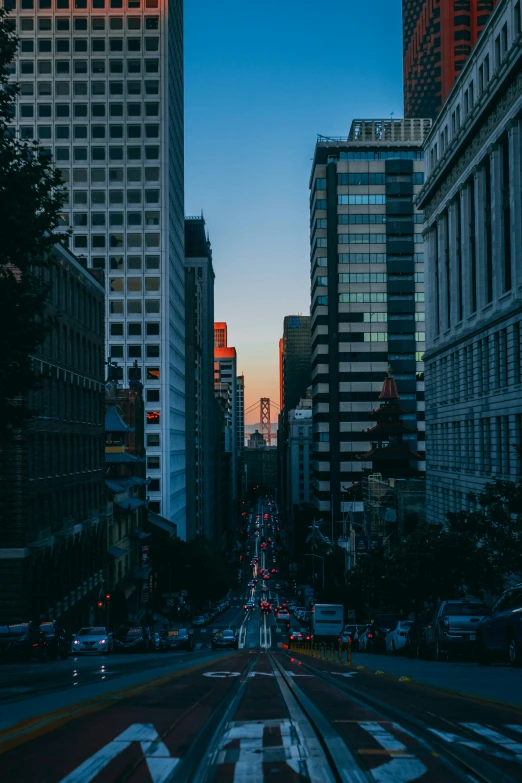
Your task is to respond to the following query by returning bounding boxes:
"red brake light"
[367,633,373,639]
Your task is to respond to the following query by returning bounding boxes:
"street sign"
[180,589,187,596]
[347,609,356,619]
[166,599,175,607]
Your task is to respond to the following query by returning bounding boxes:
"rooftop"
[317,118,432,145]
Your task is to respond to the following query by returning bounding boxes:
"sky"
[184,0,404,423]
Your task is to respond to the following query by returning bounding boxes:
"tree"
[446,477,522,591]
[0,9,66,441]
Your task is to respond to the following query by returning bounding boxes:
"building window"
[147,410,160,425]
[363,332,388,342]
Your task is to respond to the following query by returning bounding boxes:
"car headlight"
[73,640,80,645]
[97,639,107,645]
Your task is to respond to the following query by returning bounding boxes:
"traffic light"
[97,601,103,608]
[105,593,111,600]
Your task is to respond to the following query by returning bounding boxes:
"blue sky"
[185,0,404,420]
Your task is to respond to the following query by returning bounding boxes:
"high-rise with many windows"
[403,0,498,119]
[310,118,430,526]
[6,0,186,534]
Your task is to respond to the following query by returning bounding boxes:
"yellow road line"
[0,653,239,755]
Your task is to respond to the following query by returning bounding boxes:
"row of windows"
[338,213,386,224]
[109,343,160,358]
[337,173,385,185]
[68,190,159,206]
[338,253,386,263]
[68,212,158,227]
[338,233,386,244]
[14,59,159,76]
[59,166,158,183]
[110,276,159,292]
[338,195,386,205]
[110,321,158,336]
[19,37,158,53]
[339,150,424,160]
[75,233,159,250]
[20,124,159,141]
[109,299,160,314]
[14,15,159,31]
[339,273,387,283]
[6,0,158,9]
[339,293,388,302]
[16,80,159,98]
[18,102,159,119]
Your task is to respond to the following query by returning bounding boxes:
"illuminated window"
[147,410,160,425]
[146,367,160,380]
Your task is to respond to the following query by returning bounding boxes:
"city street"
[1,502,522,782]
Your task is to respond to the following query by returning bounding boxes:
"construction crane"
[244,398,280,444]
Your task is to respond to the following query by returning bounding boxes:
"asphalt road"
[1,501,521,781]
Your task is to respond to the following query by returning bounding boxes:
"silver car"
[72,626,113,654]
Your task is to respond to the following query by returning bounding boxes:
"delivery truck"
[312,604,344,640]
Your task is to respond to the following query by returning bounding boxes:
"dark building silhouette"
[280,315,311,413]
[185,216,216,542]
[0,244,106,625]
[403,0,498,119]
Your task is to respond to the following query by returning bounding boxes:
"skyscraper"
[403,0,498,119]
[7,0,186,534]
[185,216,215,541]
[280,315,311,413]
[214,325,238,533]
[309,118,430,525]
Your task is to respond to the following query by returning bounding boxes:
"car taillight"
[367,633,373,639]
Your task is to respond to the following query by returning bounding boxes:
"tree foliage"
[338,477,522,621]
[0,9,66,441]
[152,536,237,609]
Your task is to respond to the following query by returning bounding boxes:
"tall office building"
[236,374,245,500]
[403,0,498,119]
[417,0,522,523]
[214,324,238,523]
[280,315,312,412]
[7,0,186,534]
[310,118,430,524]
[185,216,215,541]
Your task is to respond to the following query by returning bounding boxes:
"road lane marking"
[202,672,241,678]
[59,723,179,783]
[358,722,427,782]
[461,723,522,758]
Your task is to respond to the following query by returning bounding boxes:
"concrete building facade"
[7,0,186,534]
[310,119,430,525]
[417,0,522,523]
[184,216,215,541]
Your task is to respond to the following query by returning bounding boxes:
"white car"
[385,621,413,654]
[72,626,113,654]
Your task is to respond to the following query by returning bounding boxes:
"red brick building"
[403,0,498,119]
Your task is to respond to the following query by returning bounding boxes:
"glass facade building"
[309,119,431,522]
[5,0,186,534]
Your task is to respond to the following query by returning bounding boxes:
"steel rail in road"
[170,651,260,783]
[275,650,521,783]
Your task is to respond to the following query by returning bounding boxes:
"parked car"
[192,616,206,627]
[366,615,397,654]
[356,625,374,652]
[476,584,522,666]
[405,608,434,658]
[113,626,152,653]
[339,625,365,648]
[0,621,48,662]
[161,628,194,652]
[212,629,238,651]
[71,626,113,654]
[385,621,413,654]
[424,601,489,661]
[40,620,69,661]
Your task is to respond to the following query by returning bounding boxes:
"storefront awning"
[148,512,177,538]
